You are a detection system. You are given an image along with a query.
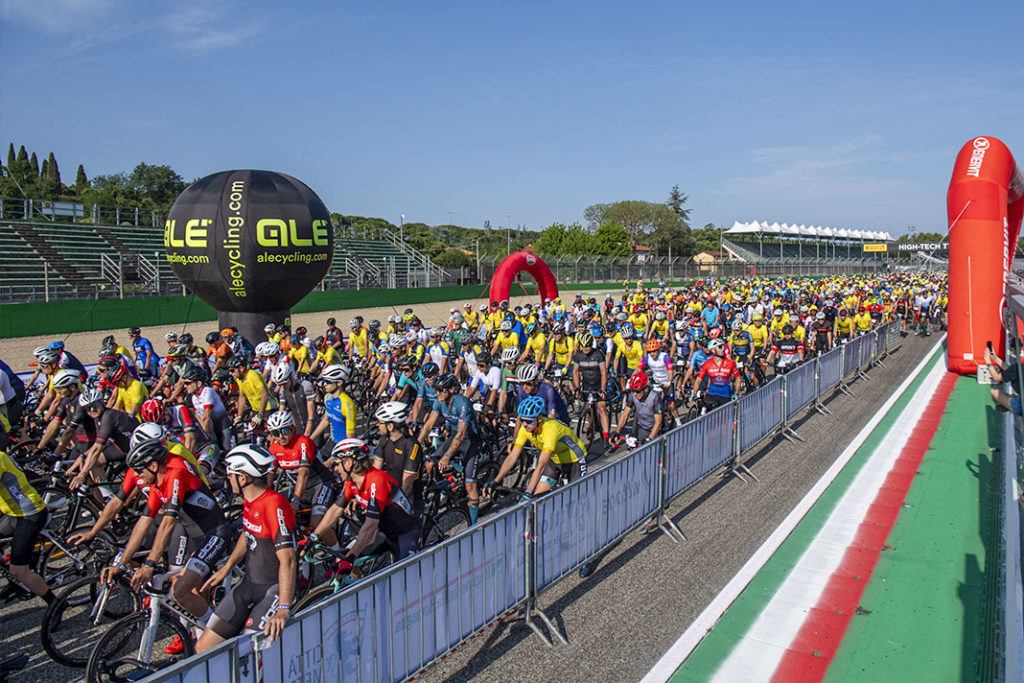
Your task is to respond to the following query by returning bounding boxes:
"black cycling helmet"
[128,327,141,336]
[226,355,247,369]
[395,356,415,371]
[327,317,336,326]
[102,334,116,347]
[476,352,492,365]
[782,324,795,335]
[314,335,327,349]
[181,365,206,382]
[420,362,440,378]
[205,332,221,345]
[99,344,116,358]
[178,333,193,345]
[435,373,459,392]
[127,438,165,471]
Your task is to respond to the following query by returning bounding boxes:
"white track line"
[641,337,946,683]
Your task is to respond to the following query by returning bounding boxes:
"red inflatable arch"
[947,135,1024,374]
[489,250,559,304]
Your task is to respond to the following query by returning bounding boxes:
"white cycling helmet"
[51,368,80,388]
[374,401,409,424]
[655,312,666,321]
[501,346,521,364]
[266,410,295,431]
[405,331,418,343]
[271,363,294,385]
[479,304,488,312]
[388,333,404,347]
[225,444,276,478]
[78,387,104,407]
[500,320,513,332]
[320,364,351,383]
[431,326,445,336]
[264,323,277,334]
[37,349,62,366]
[516,364,540,382]
[331,438,370,461]
[131,422,166,449]
[674,320,686,330]
[255,341,279,357]
[32,345,49,357]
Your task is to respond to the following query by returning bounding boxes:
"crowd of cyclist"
[0,271,947,676]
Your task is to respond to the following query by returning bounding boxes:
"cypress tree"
[29,151,39,176]
[16,145,27,164]
[6,143,14,169]
[40,158,48,178]
[46,152,60,185]
[75,164,88,188]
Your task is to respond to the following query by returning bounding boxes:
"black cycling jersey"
[822,306,838,326]
[374,434,422,488]
[92,408,140,453]
[573,349,605,391]
[279,379,316,427]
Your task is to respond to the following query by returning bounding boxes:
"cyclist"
[129,326,160,376]
[693,338,740,411]
[465,352,502,413]
[267,411,335,543]
[615,371,664,443]
[107,363,149,419]
[484,395,587,499]
[410,361,440,424]
[418,373,484,524]
[0,450,54,605]
[728,320,756,387]
[544,326,575,377]
[271,363,317,437]
[373,401,423,508]
[521,322,547,365]
[811,312,833,355]
[67,387,140,489]
[0,358,25,432]
[311,364,357,448]
[181,365,234,454]
[205,331,234,384]
[614,324,645,387]
[833,308,854,342]
[227,354,277,423]
[767,324,805,373]
[572,332,611,440]
[287,333,313,374]
[310,438,419,559]
[324,317,344,351]
[853,305,873,335]
[197,444,295,650]
[516,363,571,424]
[426,327,452,372]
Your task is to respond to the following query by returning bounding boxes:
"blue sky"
[3,0,1023,238]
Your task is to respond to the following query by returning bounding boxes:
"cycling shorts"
[540,459,587,487]
[0,510,47,565]
[436,435,481,483]
[702,394,731,410]
[208,576,280,639]
[184,525,233,578]
[299,480,335,517]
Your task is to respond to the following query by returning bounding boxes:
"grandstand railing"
[1001,280,1024,683]
[143,323,902,683]
[0,196,163,227]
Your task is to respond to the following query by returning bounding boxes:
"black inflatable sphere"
[165,170,333,339]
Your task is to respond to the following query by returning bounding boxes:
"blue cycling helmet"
[518,395,546,420]
[49,340,64,350]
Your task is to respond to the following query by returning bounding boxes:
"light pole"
[400,213,404,242]
[507,214,511,255]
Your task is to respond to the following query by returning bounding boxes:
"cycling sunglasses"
[519,417,539,426]
[269,428,290,437]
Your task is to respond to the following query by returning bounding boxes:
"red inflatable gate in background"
[947,135,1024,374]
[489,250,559,304]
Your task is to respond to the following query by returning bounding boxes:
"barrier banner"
[702,402,735,477]
[535,441,660,591]
[784,361,816,419]
[859,331,876,368]
[843,337,862,379]
[664,419,704,499]
[818,346,843,393]
[735,378,782,454]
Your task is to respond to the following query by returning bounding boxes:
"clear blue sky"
[3,0,1023,238]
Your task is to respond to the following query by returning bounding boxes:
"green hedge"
[0,280,687,339]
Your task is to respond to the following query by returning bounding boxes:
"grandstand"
[0,218,457,304]
[722,220,896,267]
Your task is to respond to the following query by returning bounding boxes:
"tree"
[584,199,692,253]
[667,184,692,223]
[40,157,48,179]
[46,152,60,186]
[434,249,474,268]
[29,152,39,177]
[6,144,14,169]
[592,220,631,256]
[16,146,27,164]
[692,223,722,253]
[75,164,88,189]
[126,163,187,210]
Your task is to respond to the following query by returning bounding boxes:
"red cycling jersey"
[338,468,417,538]
[696,356,740,398]
[242,488,296,584]
[269,434,317,472]
[118,453,196,500]
[144,466,224,539]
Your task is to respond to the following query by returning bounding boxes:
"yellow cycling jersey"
[118,379,149,415]
[464,311,479,329]
[289,344,312,373]
[769,317,789,336]
[238,368,277,413]
[514,418,587,465]
[167,441,211,487]
[487,312,505,332]
[616,340,644,370]
[747,324,769,348]
[793,325,806,342]
[494,331,520,350]
[526,333,547,359]
[315,346,342,367]
[0,451,44,517]
[549,337,575,366]
[853,312,873,331]
[348,329,369,357]
[835,317,854,335]
[650,319,669,338]
[628,313,649,332]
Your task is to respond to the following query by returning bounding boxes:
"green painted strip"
[670,348,944,682]
[824,378,1001,683]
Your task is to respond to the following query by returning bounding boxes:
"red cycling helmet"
[709,327,722,339]
[107,364,127,384]
[140,398,165,423]
[628,371,650,392]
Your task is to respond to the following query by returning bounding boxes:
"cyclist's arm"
[270,545,296,638]
[440,420,469,466]
[649,411,663,441]
[143,512,179,567]
[525,448,553,495]
[69,490,131,544]
[348,515,379,559]
[417,410,441,444]
[204,534,247,591]
[114,513,156,575]
[292,464,311,503]
[310,411,331,442]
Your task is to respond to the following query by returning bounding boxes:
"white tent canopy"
[721,221,896,241]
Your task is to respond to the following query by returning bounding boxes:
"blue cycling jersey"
[689,349,711,370]
[430,394,480,439]
[416,377,438,404]
[515,381,569,421]
[133,337,158,371]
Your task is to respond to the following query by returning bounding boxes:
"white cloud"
[161,2,269,53]
[3,0,113,33]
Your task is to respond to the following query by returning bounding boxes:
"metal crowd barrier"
[143,321,901,683]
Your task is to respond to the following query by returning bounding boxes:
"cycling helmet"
[320,364,351,383]
[264,323,277,334]
[165,332,178,342]
[140,398,165,422]
[620,326,634,339]
[461,335,475,346]
[327,317,337,326]
[128,327,141,336]
[516,364,540,383]
[731,320,743,331]
[435,373,459,392]
[499,300,510,310]
[271,363,294,385]
[295,326,307,336]
[655,312,666,321]
[107,365,128,384]
[452,312,464,324]
[266,410,295,432]
[616,312,628,322]
[102,335,116,347]
[348,319,359,329]
[255,341,279,357]
[420,362,440,378]
[180,365,206,382]
[782,324,795,335]
[127,438,166,471]
[48,340,65,351]
[331,438,371,462]
[628,371,650,392]
[479,303,489,312]
[709,327,722,339]
[314,335,327,350]
[645,338,660,352]
[517,395,545,420]
[816,312,826,320]
[501,347,521,364]
[225,444,276,478]
[37,349,61,366]
[226,355,247,369]
[374,401,409,424]
[499,320,512,332]
[166,344,187,359]
[476,352,492,365]
[78,388,104,407]
[773,308,783,316]
[178,333,194,346]
[708,338,726,351]
[99,344,117,358]
[405,332,418,343]
[580,332,595,348]
[205,332,220,345]
[525,322,537,334]
[388,333,404,347]
[674,320,687,331]
[395,357,415,371]
[429,326,443,337]
[131,422,166,449]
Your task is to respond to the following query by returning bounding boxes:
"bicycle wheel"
[86,611,195,683]
[38,526,118,589]
[41,574,143,668]
[422,507,470,547]
[293,581,338,615]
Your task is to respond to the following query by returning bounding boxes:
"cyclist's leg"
[4,511,51,600]
[461,439,482,524]
[177,527,230,619]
